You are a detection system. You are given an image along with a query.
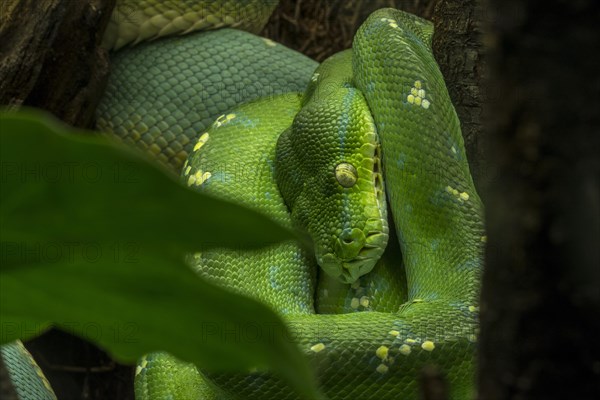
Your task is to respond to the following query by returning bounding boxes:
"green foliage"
[0,109,322,399]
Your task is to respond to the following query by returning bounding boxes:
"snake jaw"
[342,257,379,283]
[317,227,388,284]
[318,251,381,284]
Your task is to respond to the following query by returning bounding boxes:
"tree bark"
[432,0,486,189]
[479,1,600,399]
[262,0,437,62]
[0,0,116,128]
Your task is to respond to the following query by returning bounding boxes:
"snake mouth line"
[318,230,388,284]
[357,231,389,257]
[365,229,388,243]
[338,257,378,283]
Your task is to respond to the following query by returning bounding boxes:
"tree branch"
[0,0,116,128]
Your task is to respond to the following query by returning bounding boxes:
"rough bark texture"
[25,330,135,400]
[262,0,437,62]
[432,0,486,189]
[0,0,116,128]
[479,1,600,399]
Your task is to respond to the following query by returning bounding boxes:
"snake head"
[275,76,389,284]
[315,146,389,284]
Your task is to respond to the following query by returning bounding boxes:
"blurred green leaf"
[0,109,297,251]
[0,109,322,399]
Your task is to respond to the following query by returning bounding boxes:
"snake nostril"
[340,229,359,245]
[335,228,367,260]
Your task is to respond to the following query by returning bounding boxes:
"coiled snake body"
[2,1,484,399]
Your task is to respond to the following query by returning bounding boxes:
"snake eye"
[335,162,358,188]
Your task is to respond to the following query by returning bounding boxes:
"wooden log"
[0,0,116,128]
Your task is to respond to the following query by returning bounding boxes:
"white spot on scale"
[399,344,411,355]
[421,341,435,351]
[212,115,226,128]
[212,113,235,129]
[376,345,389,360]
[446,185,458,195]
[359,296,370,307]
[136,356,148,375]
[310,343,326,353]
[407,80,430,109]
[376,364,389,374]
[193,132,209,151]
[187,175,196,187]
[262,38,277,47]
[187,170,211,187]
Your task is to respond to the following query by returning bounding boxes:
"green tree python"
[1,1,485,399]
